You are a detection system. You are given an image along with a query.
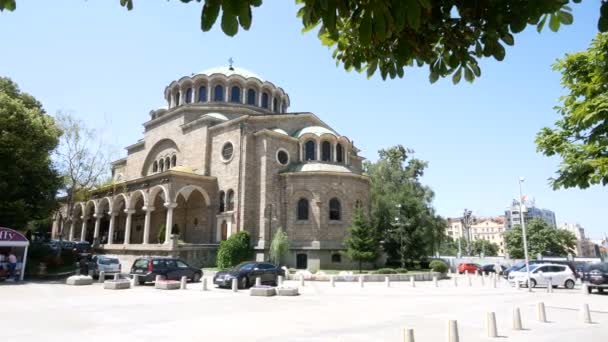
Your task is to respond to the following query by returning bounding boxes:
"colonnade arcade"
[54,182,219,247]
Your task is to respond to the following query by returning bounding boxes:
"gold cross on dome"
[228,57,234,70]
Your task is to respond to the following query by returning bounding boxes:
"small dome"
[197,66,264,82]
[271,128,289,135]
[289,163,353,173]
[294,126,337,138]
[203,112,229,121]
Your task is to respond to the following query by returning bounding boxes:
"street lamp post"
[518,177,532,292]
[392,204,406,269]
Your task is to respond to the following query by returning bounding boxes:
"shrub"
[430,260,448,273]
[269,229,289,266]
[373,268,397,274]
[395,268,408,274]
[216,231,252,269]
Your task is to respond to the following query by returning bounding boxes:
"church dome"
[197,66,264,82]
[294,126,337,138]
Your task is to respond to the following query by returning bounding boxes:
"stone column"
[80,216,88,242]
[332,143,337,162]
[93,213,102,242]
[124,209,135,245]
[316,139,321,161]
[164,202,177,245]
[68,220,75,241]
[107,211,116,245]
[142,206,155,244]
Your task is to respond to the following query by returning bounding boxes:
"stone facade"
[52,66,370,271]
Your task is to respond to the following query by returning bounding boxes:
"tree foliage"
[504,218,576,258]
[269,228,290,266]
[344,206,379,273]
[4,0,605,83]
[536,33,608,189]
[365,145,444,267]
[470,239,499,257]
[0,77,61,230]
[216,231,253,269]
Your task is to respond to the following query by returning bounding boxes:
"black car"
[73,241,92,259]
[480,264,506,275]
[130,257,202,285]
[214,261,284,289]
[582,263,608,294]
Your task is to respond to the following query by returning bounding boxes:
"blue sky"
[1,1,606,238]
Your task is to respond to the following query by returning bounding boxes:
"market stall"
[0,227,29,281]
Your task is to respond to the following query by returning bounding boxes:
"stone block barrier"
[155,280,180,290]
[249,286,276,297]
[287,272,445,282]
[66,275,93,286]
[276,287,299,296]
[103,280,131,290]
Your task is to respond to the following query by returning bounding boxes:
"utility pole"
[518,177,532,292]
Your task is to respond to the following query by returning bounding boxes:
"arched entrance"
[296,253,308,269]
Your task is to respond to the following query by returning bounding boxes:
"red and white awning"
[0,227,29,247]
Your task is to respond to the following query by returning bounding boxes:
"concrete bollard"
[385,276,390,288]
[180,276,188,290]
[513,307,523,330]
[231,278,238,292]
[132,274,139,287]
[480,275,485,287]
[278,275,284,286]
[98,271,105,283]
[447,320,459,342]
[487,312,498,338]
[516,280,521,290]
[582,283,589,295]
[403,328,415,342]
[537,302,547,323]
[359,275,364,288]
[410,276,416,288]
[433,276,438,287]
[88,270,95,277]
[114,273,120,281]
[547,279,553,293]
[299,274,305,287]
[464,270,468,276]
[202,277,208,291]
[468,275,472,287]
[453,276,458,287]
[581,303,592,324]
[155,275,162,283]
[330,275,335,287]
[255,277,262,287]
[492,276,497,289]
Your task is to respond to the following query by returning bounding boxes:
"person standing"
[7,252,18,281]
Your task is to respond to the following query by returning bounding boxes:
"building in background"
[446,216,506,256]
[560,222,596,257]
[504,199,556,229]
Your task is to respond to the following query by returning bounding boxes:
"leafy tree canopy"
[504,218,576,258]
[536,33,608,189]
[0,77,62,230]
[3,0,605,83]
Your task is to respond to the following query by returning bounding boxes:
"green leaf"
[464,66,474,83]
[373,11,387,41]
[418,0,431,10]
[475,41,482,58]
[359,11,372,45]
[429,71,439,84]
[493,43,505,61]
[501,33,514,46]
[222,0,241,16]
[452,67,462,84]
[557,11,573,25]
[201,3,221,31]
[366,61,378,79]
[510,17,527,33]
[221,12,239,36]
[407,0,421,30]
[250,0,262,7]
[537,15,548,33]
[238,5,252,30]
[469,62,481,77]
[599,17,608,32]
[549,13,560,32]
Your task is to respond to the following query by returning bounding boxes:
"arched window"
[159,159,165,172]
[273,98,278,113]
[171,155,177,167]
[230,86,241,103]
[174,92,180,107]
[336,143,344,163]
[185,88,192,104]
[226,189,235,211]
[329,198,341,221]
[322,141,331,161]
[305,140,316,161]
[165,157,171,170]
[247,89,256,105]
[282,100,287,113]
[198,86,207,102]
[297,198,309,220]
[214,85,224,101]
[261,92,269,108]
[219,191,225,213]
[152,161,158,173]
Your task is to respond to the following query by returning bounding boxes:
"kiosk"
[0,227,29,281]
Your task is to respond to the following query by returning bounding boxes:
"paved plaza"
[4,275,608,342]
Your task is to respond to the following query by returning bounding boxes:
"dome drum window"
[214,85,224,102]
[198,86,208,102]
[297,198,309,221]
[305,141,316,161]
[247,89,256,105]
[185,88,192,104]
[329,198,341,221]
[222,142,234,162]
[321,141,331,161]
[261,93,269,109]
[277,149,289,165]
[230,86,241,103]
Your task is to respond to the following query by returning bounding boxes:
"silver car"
[90,256,121,278]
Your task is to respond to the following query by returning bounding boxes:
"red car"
[458,263,481,274]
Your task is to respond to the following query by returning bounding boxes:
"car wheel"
[597,288,604,293]
[192,272,201,283]
[529,279,537,288]
[565,279,575,289]
[239,277,249,289]
[138,278,146,286]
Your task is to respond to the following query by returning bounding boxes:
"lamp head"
[519,176,525,182]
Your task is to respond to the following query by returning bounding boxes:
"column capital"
[164,202,178,209]
[80,216,85,220]
[93,213,103,219]
[142,206,155,212]
[124,209,136,215]
[107,211,118,217]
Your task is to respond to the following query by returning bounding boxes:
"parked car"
[582,263,608,294]
[89,256,121,278]
[73,242,92,259]
[457,263,481,274]
[508,263,576,289]
[213,261,285,289]
[480,264,506,275]
[503,260,579,279]
[130,257,202,285]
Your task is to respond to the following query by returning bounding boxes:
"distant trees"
[504,218,576,258]
[470,239,499,257]
[0,77,61,230]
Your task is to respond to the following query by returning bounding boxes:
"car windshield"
[134,259,148,268]
[233,262,255,271]
[98,258,119,265]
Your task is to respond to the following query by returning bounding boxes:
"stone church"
[52,65,370,271]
